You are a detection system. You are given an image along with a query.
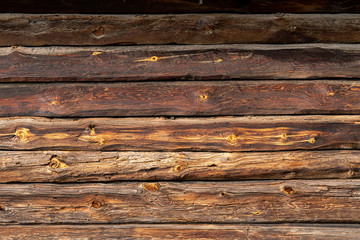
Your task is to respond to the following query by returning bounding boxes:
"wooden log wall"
[1,1,360,239]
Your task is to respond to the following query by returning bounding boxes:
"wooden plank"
[2,81,360,117]
[1,116,360,151]
[2,0,360,13]
[1,224,360,240]
[1,150,360,183]
[1,45,360,82]
[1,180,360,223]
[2,14,360,46]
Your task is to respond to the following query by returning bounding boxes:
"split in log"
[2,81,360,117]
[2,14,360,46]
[1,180,360,223]
[0,116,360,151]
[1,224,360,239]
[1,45,360,82]
[1,150,360,182]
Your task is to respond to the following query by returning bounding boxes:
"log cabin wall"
[1,1,360,239]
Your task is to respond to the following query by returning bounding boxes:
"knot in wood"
[143,183,159,191]
[15,128,31,142]
[49,156,68,169]
[150,56,159,62]
[92,26,104,37]
[282,185,295,195]
[91,200,102,209]
[199,94,208,101]
[226,134,238,144]
[174,165,183,172]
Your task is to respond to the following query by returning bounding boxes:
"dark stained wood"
[2,14,360,46]
[1,116,360,151]
[1,45,360,82]
[2,0,360,13]
[1,180,360,223]
[1,224,359,240]
[2,81,360,117]
[1,150,360,183]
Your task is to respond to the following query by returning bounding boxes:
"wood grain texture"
[3,14,360,46]
[2,81,360,117]
[1,116,360,151]
[1,180,360,223]
[1,45,360,82]
[2,0,360,13]
[1,150,360,183]
[1,224,360,240]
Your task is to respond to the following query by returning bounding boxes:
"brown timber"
[1,150,360,182]
[1,224,359,240]
[1,180,360,223]
[1,45,360,82]
[2,81,360,117]
[2,14,360,46]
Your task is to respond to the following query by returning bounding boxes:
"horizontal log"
[1,180,360,223]
[1,224,360,239]
[3,81,360,117]
[1,45,360,82]
[2,0,360,13]
[3,14,360,46]
[1,116,360,151]
[1,150,360,182]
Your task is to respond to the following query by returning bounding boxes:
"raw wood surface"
[0,116,360,151]
[2,14,360,46]
[1,150,360,183]
[1,224,360,240]
[1,180,360,223]
[1,45,360,82]
[2,0,360,13]
[2,81,360,117]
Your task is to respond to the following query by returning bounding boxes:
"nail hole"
[208,164,217,167]
[282,186,295,195]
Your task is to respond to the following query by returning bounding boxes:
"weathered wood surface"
[2,0,360,13]
[3,81,360,117]
[2,45,360,82]
[1,180,360,223]
[1,150,360,183]
[1,224,360,240]
[3,14,360,46]
[1,116,360,151]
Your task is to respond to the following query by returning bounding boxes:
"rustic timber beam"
[1,224,359,239]
[1,0,360,13]
[1,180,360,223]
[1,150,360,182]
[2,14,360,46]
[0,116,360,151]
[1,45,360,81]
[2,81,360,117]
